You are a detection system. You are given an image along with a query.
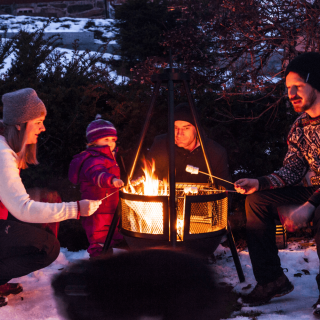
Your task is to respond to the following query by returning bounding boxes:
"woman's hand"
[234,178,259,195]
[79,199,102,217]
[112,178,124,188]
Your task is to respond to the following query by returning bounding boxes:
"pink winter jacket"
[68,145,120,215]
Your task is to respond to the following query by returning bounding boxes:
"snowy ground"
[0,240,318,320]
[0,15,114,39]
[218,240,320,319]
[0,14,128,84]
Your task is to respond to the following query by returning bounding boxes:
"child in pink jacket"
[68,115,124,258]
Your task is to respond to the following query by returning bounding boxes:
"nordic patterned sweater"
[258,112,320,203]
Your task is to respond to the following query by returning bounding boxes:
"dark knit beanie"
[174,102,195,126]
[2,88,47,125]
[285,52,320,92]
[86,114,117,143]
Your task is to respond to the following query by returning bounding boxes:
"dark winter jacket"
[68,145,120,215]
[143,134,232,190]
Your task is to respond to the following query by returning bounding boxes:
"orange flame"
[124,158,169,234]
[129,158,168,195]
[142,158,159,195]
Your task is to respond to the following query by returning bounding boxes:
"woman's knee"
[44,234,60,266]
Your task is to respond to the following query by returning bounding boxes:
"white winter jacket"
[0,135,78,223]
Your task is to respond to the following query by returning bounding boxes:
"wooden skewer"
[202,189,237,193]
[100,185,126,201]
[197,171,234,185]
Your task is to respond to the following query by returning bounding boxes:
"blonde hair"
[0,121,38,169]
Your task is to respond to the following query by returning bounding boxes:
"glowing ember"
[124,200,164,234]
[177,218,184,238]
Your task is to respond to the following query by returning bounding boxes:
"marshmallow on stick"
[185,164,234,185]
[185,165,199,174]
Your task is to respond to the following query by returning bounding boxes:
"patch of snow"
[1,243,319,319]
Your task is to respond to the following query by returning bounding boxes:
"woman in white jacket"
[0,88,101,307]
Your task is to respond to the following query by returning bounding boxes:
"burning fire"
[123,158,168,234]
[142,158,168,195]
[127,158,168,196]
[123,158,221,237]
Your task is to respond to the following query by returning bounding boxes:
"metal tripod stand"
[103,67,245,283]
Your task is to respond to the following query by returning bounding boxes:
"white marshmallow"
[190,186,198,194]
[184,186,191,193]
[183,186,198,194]
[185,165,199,174]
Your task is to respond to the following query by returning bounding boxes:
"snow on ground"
[0,241,319,320]
[217,240,320,319]
[0,14,128,84]
[0,15,114,36]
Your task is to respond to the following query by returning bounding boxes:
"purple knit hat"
[86,114,117,143]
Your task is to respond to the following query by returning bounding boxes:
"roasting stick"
[203,189,237,193]
[100,185,126,201]
[99,183,237,200]
[185,165,234,186]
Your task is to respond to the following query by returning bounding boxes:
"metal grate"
[121,198,164,234]
[188,196,228,234]
[121,183,227,239]
[176,183,227,239]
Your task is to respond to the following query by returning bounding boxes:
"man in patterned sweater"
[235,52,320,314]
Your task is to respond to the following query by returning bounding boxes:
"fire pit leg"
[102,203,120,254]
[227,222,245,283]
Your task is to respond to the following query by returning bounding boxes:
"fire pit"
[119,182,228,256]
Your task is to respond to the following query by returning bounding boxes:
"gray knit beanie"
[285,52,320,92]
[2,88,47,125]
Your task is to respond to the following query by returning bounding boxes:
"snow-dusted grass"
[217,241,320,319]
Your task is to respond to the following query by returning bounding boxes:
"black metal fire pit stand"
[102,67,245,283]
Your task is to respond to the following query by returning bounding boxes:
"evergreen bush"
[112,0,180,68]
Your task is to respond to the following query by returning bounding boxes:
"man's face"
[174,120,197,151]
[286,72,318,114]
